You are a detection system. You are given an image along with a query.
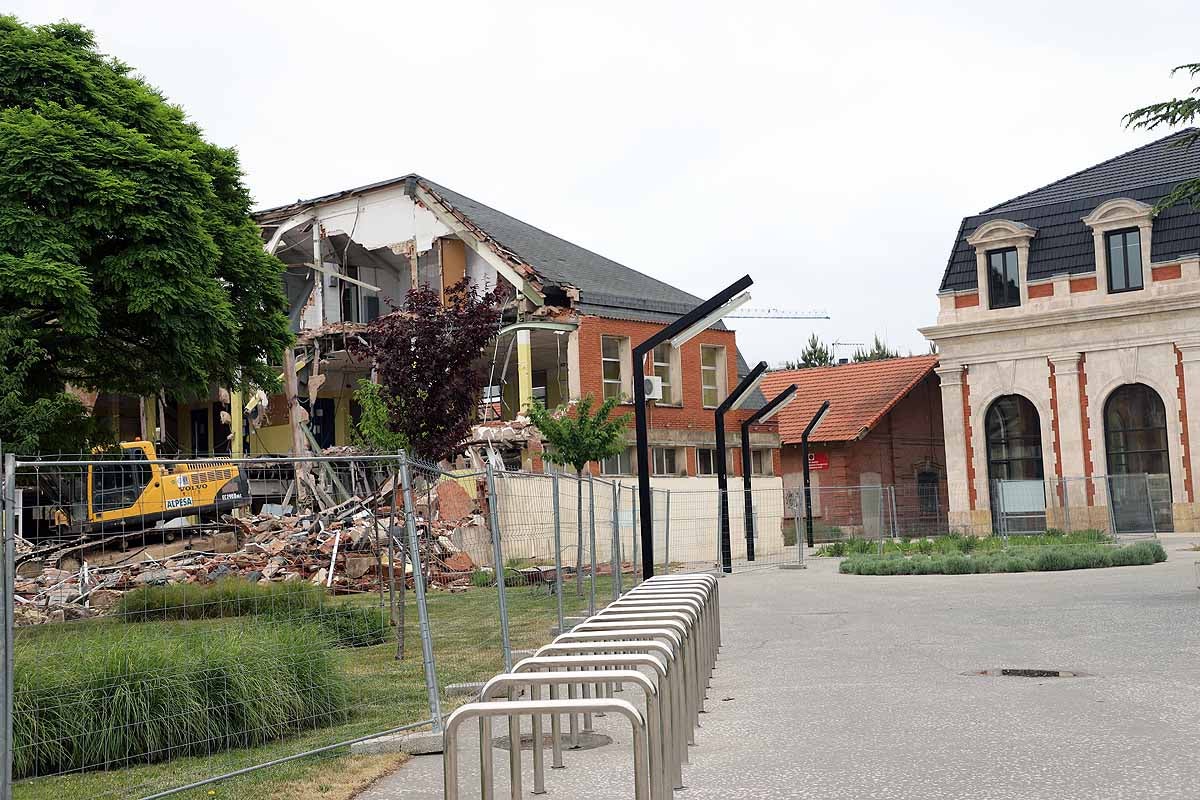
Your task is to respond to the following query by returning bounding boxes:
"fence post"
[633,489,643,582]
[484,460,513,671]
[631,490,640,581]
[387,453,402,660]
[611,482,622,602]
[2,452,16,800]
[587,474,597,616]
[551,473,565,633]
[889,486,899,540]
[663,489,671,575]
[1146,473,1158,536]
[399,453,445,728]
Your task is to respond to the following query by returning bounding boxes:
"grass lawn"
[14,574,619,800]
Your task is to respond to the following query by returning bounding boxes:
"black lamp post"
[633,275,753,581]
[716,361,768,573]
[740,383,798,561]
[801,400,831,548]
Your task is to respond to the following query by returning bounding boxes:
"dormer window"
[987,248,1020,309]
[1105,228,1144,293]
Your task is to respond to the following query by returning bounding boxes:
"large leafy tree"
[0,18,291,453]
[782,334,834,369]
[1125,62,1200,210]
[351,279,505,462]
[527,394,630,595]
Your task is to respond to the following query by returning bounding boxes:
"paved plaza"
[360,537,1200,799]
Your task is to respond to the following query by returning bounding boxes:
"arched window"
[985,395,1044,482]
[1104,383,1169,476]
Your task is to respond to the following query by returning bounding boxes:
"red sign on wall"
[807,452,830,471]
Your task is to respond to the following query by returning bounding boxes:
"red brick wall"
[576,315,776,476]
[778,372,947,533]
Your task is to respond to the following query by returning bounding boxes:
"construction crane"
[725,308,830,320]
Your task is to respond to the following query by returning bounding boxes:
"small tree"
[350,379,408,452]
[782,334,834,369]
[351,279,505,462]
[1125,62,1200,210]
[527,394,631,596]
[853,335,901,363]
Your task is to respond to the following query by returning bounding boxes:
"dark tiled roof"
[761,356,939,444]
[940,130,1200,292]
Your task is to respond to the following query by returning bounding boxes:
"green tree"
[782,334,834,369]
[350,379,408,453]
[527,394,631,596]
[1125,62,1200,210]
[0,18,291,453]
[853,334,901,362]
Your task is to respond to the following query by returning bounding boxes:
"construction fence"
[0,449,800,800]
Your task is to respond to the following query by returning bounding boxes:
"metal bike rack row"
[443,573,721,799]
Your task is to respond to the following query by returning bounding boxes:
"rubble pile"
[11,477,489,625]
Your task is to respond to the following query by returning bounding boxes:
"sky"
[11,0,1200,366]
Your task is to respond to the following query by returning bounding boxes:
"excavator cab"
[82,440,250,532]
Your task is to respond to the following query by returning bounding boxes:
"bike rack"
[477,668,668,800]
[442,569,723,798]
[510,654,678,791]
[442,698,650,800]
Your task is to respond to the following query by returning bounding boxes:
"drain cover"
[494,732,612,752]
[966,668,1090,678]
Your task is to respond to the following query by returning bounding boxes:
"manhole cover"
[494,732,612,752]
[965,668,1091,678]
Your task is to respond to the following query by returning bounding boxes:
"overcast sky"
[13,0,1200,365]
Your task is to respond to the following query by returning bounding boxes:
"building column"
[1176,343,1200,529]
[935,364,973,532]
[1048,353,1087,523]
[230,390,245,457]
[516,328,534,412]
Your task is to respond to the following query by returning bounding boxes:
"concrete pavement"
[357,537,1200,799]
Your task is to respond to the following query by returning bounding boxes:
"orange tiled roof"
[760,355,939,444]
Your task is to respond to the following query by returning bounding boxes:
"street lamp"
[740,383,798,560]
[801,400,832,548]
[716,360,768,573]
[632,274,753,581]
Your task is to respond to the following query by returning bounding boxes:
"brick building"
[148,174,783,477]
[923,130,1200,535]
[760,356,947,537]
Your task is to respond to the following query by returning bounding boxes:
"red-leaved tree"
[352,279,506,461]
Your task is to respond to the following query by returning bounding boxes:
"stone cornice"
[920,289,1200,341]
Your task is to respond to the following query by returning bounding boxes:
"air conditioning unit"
[644,375,664,400]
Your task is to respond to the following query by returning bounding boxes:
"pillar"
[1177,342,1200,529]
[517,328,534,412]
[935,364,973,532]
[230,390,245,458]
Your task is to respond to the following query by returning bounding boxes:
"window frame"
[600,446,635,476]
[986,247,1021,309]
[1105,227,1144,295]
[917,470,940,516]
[700,345,725,408]
[651,446,679,476]
[652,343,678,405]
[601,335,628,402]
[750,448,773,476]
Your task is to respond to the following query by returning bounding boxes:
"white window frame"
[652,446,680,476]
[651,343,680,405]
[700,345,726,408]
[601,335,630,401]
[601,446,634,476]
[697,447,716,476]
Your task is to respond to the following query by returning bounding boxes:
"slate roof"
[940,130,1200,292]
[760,355,939,444]
[256,175,723,327]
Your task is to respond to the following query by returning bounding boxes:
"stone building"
[922,130,1200,535]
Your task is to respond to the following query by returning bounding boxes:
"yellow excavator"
[50,440,251,535]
